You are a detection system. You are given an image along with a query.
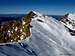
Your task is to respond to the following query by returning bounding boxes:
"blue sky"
[0,0,75,15]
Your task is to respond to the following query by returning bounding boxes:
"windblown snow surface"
[0,14,75,56]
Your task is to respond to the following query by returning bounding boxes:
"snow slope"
[0,11,75,56]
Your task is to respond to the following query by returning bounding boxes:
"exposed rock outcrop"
[0,11,36,43]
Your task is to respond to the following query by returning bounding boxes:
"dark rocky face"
[0,11,36,43]
[21,11,36,24]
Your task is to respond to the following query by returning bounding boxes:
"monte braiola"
[0,11,36,43]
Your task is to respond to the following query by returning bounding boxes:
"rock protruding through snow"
[60,13,75,35]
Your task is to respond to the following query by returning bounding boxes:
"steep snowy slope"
[0,11,75,56]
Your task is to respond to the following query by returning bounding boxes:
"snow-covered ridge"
[60,13,75,35]
[30,11,75,56]
[30,10,54,23]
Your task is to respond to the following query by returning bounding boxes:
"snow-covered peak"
[32,10,42,16]
[27,10,45,22]
[68,13,75,20]
[28,10,43,17]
